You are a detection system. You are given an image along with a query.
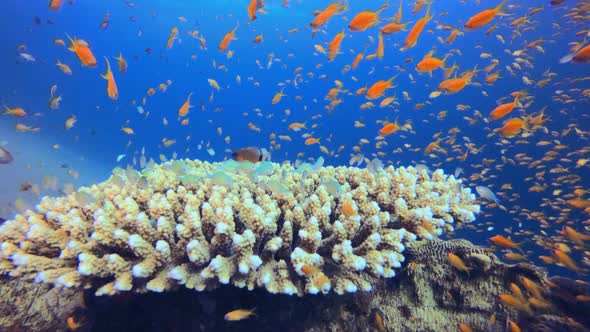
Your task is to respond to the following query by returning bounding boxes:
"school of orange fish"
[3,0,590,321]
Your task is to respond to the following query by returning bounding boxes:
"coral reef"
[2,239,588,332]
[0,159,478,296]
[0,276,85,332]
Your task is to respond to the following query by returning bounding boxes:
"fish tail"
[496,0,509,14]
[101,56,111,79]
[424,1,433,20]
[65,34,76,50]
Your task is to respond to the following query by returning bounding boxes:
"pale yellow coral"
[0,159,478,296]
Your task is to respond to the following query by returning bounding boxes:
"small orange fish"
[381,22,408,35]
[66,316,82,330]
[352,53,364,69]
[218,24,238,52]
[366,75,398,99]
[464,0,508,30]
[378,120,401,136]
[560,44,590,64]
[56,60,73,75]
[374,310,387,332]
[561,226,590,246]
[489,235,524,252]
[66,35,97,67]
[49,0,63,10]
[3,106,26,117]
[416,51,450,75]
[498,293,530,313]
[178,93,193,117]
[101,57,118,100]
[328,30,345,61]
[311,2,348,30]
[552,249,585,274]
[458,323,473,332]
[248,0,265,21]
[272,88,286,104]
[489,97,521,120]
[401,2,432,51]
[438,67,477,94]
[166,27,179,49]
[305,137,320,145]
[224,308,255,321]
[348,3,388,32]
[448,252,471,275]
[115,53,127,73]
[508,320,521,332]
[500,117,528,137]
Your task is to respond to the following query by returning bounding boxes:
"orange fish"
[248,0,265,21]
[3,106,26,117]
[560,44,590,64]
[500,117,528,137]
[437,67,477,94]
[305,137,320,145]
[115,53,127,73]
[218,24,238,52]
[56,60,73,75]
[552,249,585,273]
[366,75,398,99]
[348,3,388,32]
[489,235,524,252]
[376,32,384,60]
[166,27,179,49]
[101,57,118,100]
[352,53,364,69]
[311,2,348,30]
[424,139,443,155]
[54,38,66,46]
[66,316,82,330]
[561,226,590,246]
[177,93,193,117]
[328,30,345,61]
[445,28,463,44]
[416,51,450,75]
[498,294,531,313]
[378,120,401,136]
[66,35,97,67]
[508,321,522,332]
[401,2,432,51]
[412,0,426,14]
[464,0,508,30]
[272,88,286,104]
[49,0,63,10]
[381,22,408,35]
[448,252,471,275]
[458,323,472,332]
[224,308,255,321]
[489,97,521,120]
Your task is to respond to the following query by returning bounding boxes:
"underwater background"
[1,0,589,288]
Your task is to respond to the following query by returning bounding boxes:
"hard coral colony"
[0,159,478,296]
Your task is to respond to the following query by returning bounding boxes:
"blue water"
[1,0,588,280]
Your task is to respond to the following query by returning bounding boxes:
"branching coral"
[0,159,479,296]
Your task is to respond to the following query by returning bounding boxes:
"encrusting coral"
[0,158,479,296]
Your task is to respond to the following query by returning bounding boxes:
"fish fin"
[496,0,509,14]
[559,53,575,64]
